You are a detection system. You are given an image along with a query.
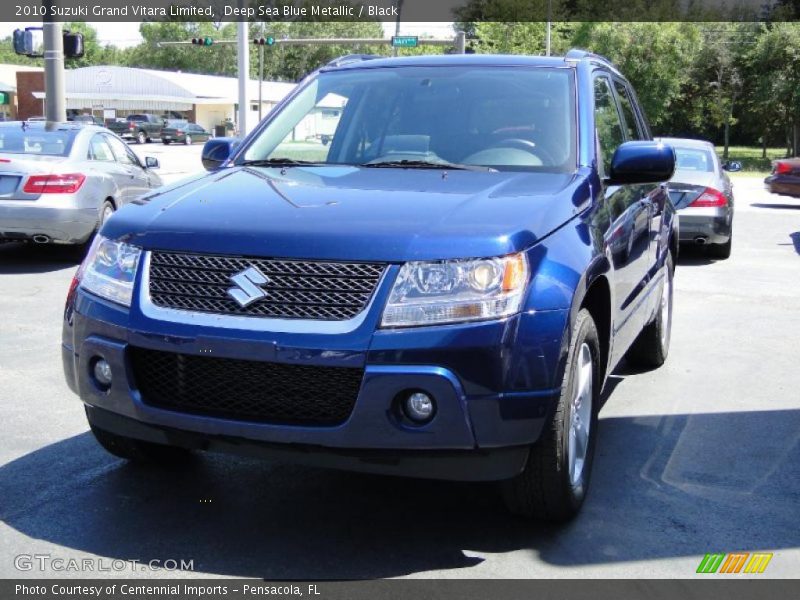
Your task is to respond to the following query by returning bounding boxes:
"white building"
[27,65,298,134]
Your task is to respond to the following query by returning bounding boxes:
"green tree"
[747,23,800,156]
[123,22,239,76]
[251,21,386,82]
[570,22,701,130]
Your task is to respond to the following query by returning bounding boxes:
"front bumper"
[677,206,732,245]
[0,203,98,244]
[63,272,567,480]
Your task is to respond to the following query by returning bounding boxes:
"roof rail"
[324,54,383,68]
[565,48,613,65]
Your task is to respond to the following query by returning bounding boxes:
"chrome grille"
[148,251,385,320]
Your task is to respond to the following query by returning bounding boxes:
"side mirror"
[607,141,675,185]
[144,157,159,169]
[202,137,239,171]
[723,160,742,173]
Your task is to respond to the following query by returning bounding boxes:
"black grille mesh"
[148,251,385,321]
[130,347,363,425]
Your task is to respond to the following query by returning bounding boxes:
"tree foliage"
[6,20,800,153]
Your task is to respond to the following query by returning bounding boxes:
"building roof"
[30,65,297,111]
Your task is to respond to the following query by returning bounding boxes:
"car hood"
[104,166,590,262]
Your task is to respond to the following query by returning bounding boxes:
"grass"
[715,146,790,176]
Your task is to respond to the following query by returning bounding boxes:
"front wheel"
[501,309,601,522]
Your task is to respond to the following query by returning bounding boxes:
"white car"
[0,121,163,245]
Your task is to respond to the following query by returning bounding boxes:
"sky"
[0,21,455,48]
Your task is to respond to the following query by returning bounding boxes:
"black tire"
[626,252,674,369]
[163,140,171,145]
[184,135,192,145]
[99,200,115,227]
[87,410,191,463]
[708,236,732,259]
[501,309,601,522]
[136,130,146,144]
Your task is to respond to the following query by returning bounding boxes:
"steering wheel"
[488,138,556,166]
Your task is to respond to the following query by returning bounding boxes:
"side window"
[614,80,643,140]
[594,76,625,176]
[88,134,115,161]
[106,134,140,167]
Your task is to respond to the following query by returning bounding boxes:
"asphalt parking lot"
[0,152,798,578]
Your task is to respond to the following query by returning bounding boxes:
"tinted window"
[674,147,715,172]
[244,66,577,172]
[0,127,76,156]
[613,80,642,140]
[594,76,625,175]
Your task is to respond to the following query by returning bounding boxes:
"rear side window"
[613,80,643,140]
[594,76,625,176]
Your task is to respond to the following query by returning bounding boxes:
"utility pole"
[42,6,66,122]
[546,0,552,57]
[393,0,404,57]
[455,31,466,54]
[237,19,248,137]
[258,22,264,122]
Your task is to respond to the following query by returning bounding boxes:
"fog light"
[404,392,435,423]
[93,358,112,388]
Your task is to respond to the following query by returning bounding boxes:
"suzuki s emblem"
[227,266,270,308]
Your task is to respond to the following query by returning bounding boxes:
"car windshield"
[242,65,577,172]
[674,147,715,172]
[0,127,76,156]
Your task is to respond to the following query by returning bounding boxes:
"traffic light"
[13,28,84,59]
[191,37,214,47]
[253,37,275,46]
[63,32,84,58]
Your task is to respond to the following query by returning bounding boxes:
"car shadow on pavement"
[750,202,800,210]
[0,242,84,274]
[1,406,797,578]
[676,246,714,267]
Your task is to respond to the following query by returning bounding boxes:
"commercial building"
[13,65,298,134]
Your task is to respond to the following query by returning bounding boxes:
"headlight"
[381,252,529,327]
[79,236,142,307]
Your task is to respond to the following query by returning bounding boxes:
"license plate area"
[0,175,22,196]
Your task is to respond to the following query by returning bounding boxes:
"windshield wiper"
[239,158,324,167]
[361,159,496,172]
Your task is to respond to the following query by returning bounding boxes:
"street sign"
[391,36,418,48]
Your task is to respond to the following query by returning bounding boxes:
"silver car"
[657,137,739,259]
[0,121,162,245]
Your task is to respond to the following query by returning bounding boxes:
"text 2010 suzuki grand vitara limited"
[63,51,677,521]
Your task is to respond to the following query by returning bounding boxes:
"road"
[0,164,798,579]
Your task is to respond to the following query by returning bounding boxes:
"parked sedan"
[658,137,738,259]
[0,121,162,245]
[162,122,211,145]
[764,158,800,198]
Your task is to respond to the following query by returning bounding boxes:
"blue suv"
[62,51,677,521]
